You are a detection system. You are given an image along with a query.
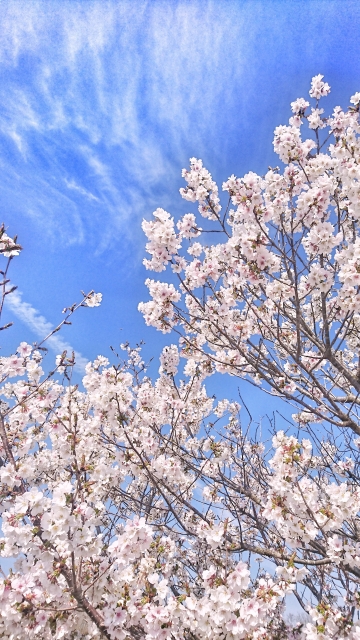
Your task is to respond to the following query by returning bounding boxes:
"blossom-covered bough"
[140,76,360,438]
[2,76,360,639]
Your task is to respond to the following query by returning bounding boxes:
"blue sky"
[1,0,360,414]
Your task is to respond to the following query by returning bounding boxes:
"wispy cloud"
[6,290,89,373]
[0,1,253,251]
[0,0,353,260]
[64,178,99,202]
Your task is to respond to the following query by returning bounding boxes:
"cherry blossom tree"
[140,75,360,439]
[1,76,360,639]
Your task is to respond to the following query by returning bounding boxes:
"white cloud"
[0,1,253,250]
[6,290,89,373]
[64,178,99,202]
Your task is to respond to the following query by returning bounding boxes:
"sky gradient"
[1,0,360,414]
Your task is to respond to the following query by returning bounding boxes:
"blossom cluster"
[140,75,360,439]
[1,333,360,639]
[2,76,360,639]
[0,342,306,640]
